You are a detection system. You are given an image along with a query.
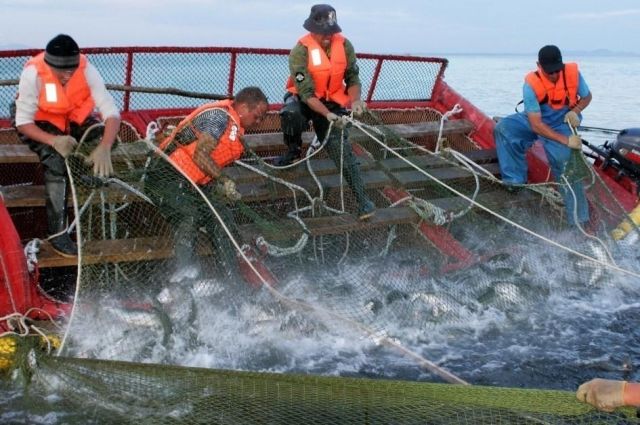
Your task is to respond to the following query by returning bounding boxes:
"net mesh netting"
[1,48,640,423]
[3,344,636,424]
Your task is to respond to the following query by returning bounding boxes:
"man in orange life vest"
[146,86,268,278]
[14,34,121,257]
[494,45,592,225]
[277,4,375,220]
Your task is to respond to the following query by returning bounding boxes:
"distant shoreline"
[410,50,640,57]
[2,43,639,58]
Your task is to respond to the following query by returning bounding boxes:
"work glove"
[218,176,241,201]
[87,143,114,177]
[564,110,581,128]
[51,135,78,158]
[326,112,348,129]
[568,134,582,150]
[576,378,626,412]
[351,99,367,118]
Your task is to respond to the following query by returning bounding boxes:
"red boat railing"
[0,46,448,117]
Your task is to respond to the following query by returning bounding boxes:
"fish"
[478,281,523,307]
[409,292,461,323]
[103,305,161,328]
[573,240,612,287]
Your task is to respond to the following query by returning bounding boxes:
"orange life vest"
[525,62,579,110]
[161,100,245,185]
[286,33,350,107]
[26,53,95,132]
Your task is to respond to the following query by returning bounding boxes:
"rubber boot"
[277,95,307,166]
[45,175,77,257]
[275,137,302,166]
[325,132,376,220]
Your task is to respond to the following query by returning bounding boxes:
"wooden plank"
[238,189,540,241]
[1,183,145,208]
[0,142,152,164]
[0,119,475,163]
[224,157,376,184]
[379,148,497,172]
[2,160,498,208]
[2,168,389,208]
[238,206,419,241]
[238,169,392,203]
[425,188,539,212]
[37,236,214,268]
[391,163,502,188]
[243,119,475,153]
[37,189,539,268]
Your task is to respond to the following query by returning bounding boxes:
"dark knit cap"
[303,4,341,35]
[44,34,80,69]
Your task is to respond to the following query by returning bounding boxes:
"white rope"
[259,122,335,171]
[107,140,467,385]
[435,104,463,153]
[346,116,640,280]
[23,239,41,273]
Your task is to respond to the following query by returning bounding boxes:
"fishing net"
[3,345,638,424]
[4,105,635,423]
[2,49,640,423]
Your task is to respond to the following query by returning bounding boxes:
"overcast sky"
[2,0,640,55]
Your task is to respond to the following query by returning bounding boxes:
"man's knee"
[279,96,307,136]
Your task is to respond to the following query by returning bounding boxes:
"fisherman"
[276,3,375,220]
[145,86,268,278]
[577,378,640,412]
[14,34,120,257]
[494,45,592,226]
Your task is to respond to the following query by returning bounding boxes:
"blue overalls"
[494,76,590,225]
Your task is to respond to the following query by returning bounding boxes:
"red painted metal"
[0,196,69,330]
[431,79,495,149]
[0,195,32,324]
[228,52,237,98]
[381,187,476,269]
[123,51,134,112]
[366,59,383,103]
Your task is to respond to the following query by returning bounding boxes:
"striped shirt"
[175,108,230,144]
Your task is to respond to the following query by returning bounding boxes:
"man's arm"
[572,73,592,115]
[15,66,59,145]
[86,63,120,148]
[523,82,571,145]
[343,38,362,99]
[527,112,571,145]
[193,132,221,179]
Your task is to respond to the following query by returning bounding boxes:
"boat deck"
[0,117,529,268]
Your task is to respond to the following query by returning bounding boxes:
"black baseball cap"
[538,45,564,74]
